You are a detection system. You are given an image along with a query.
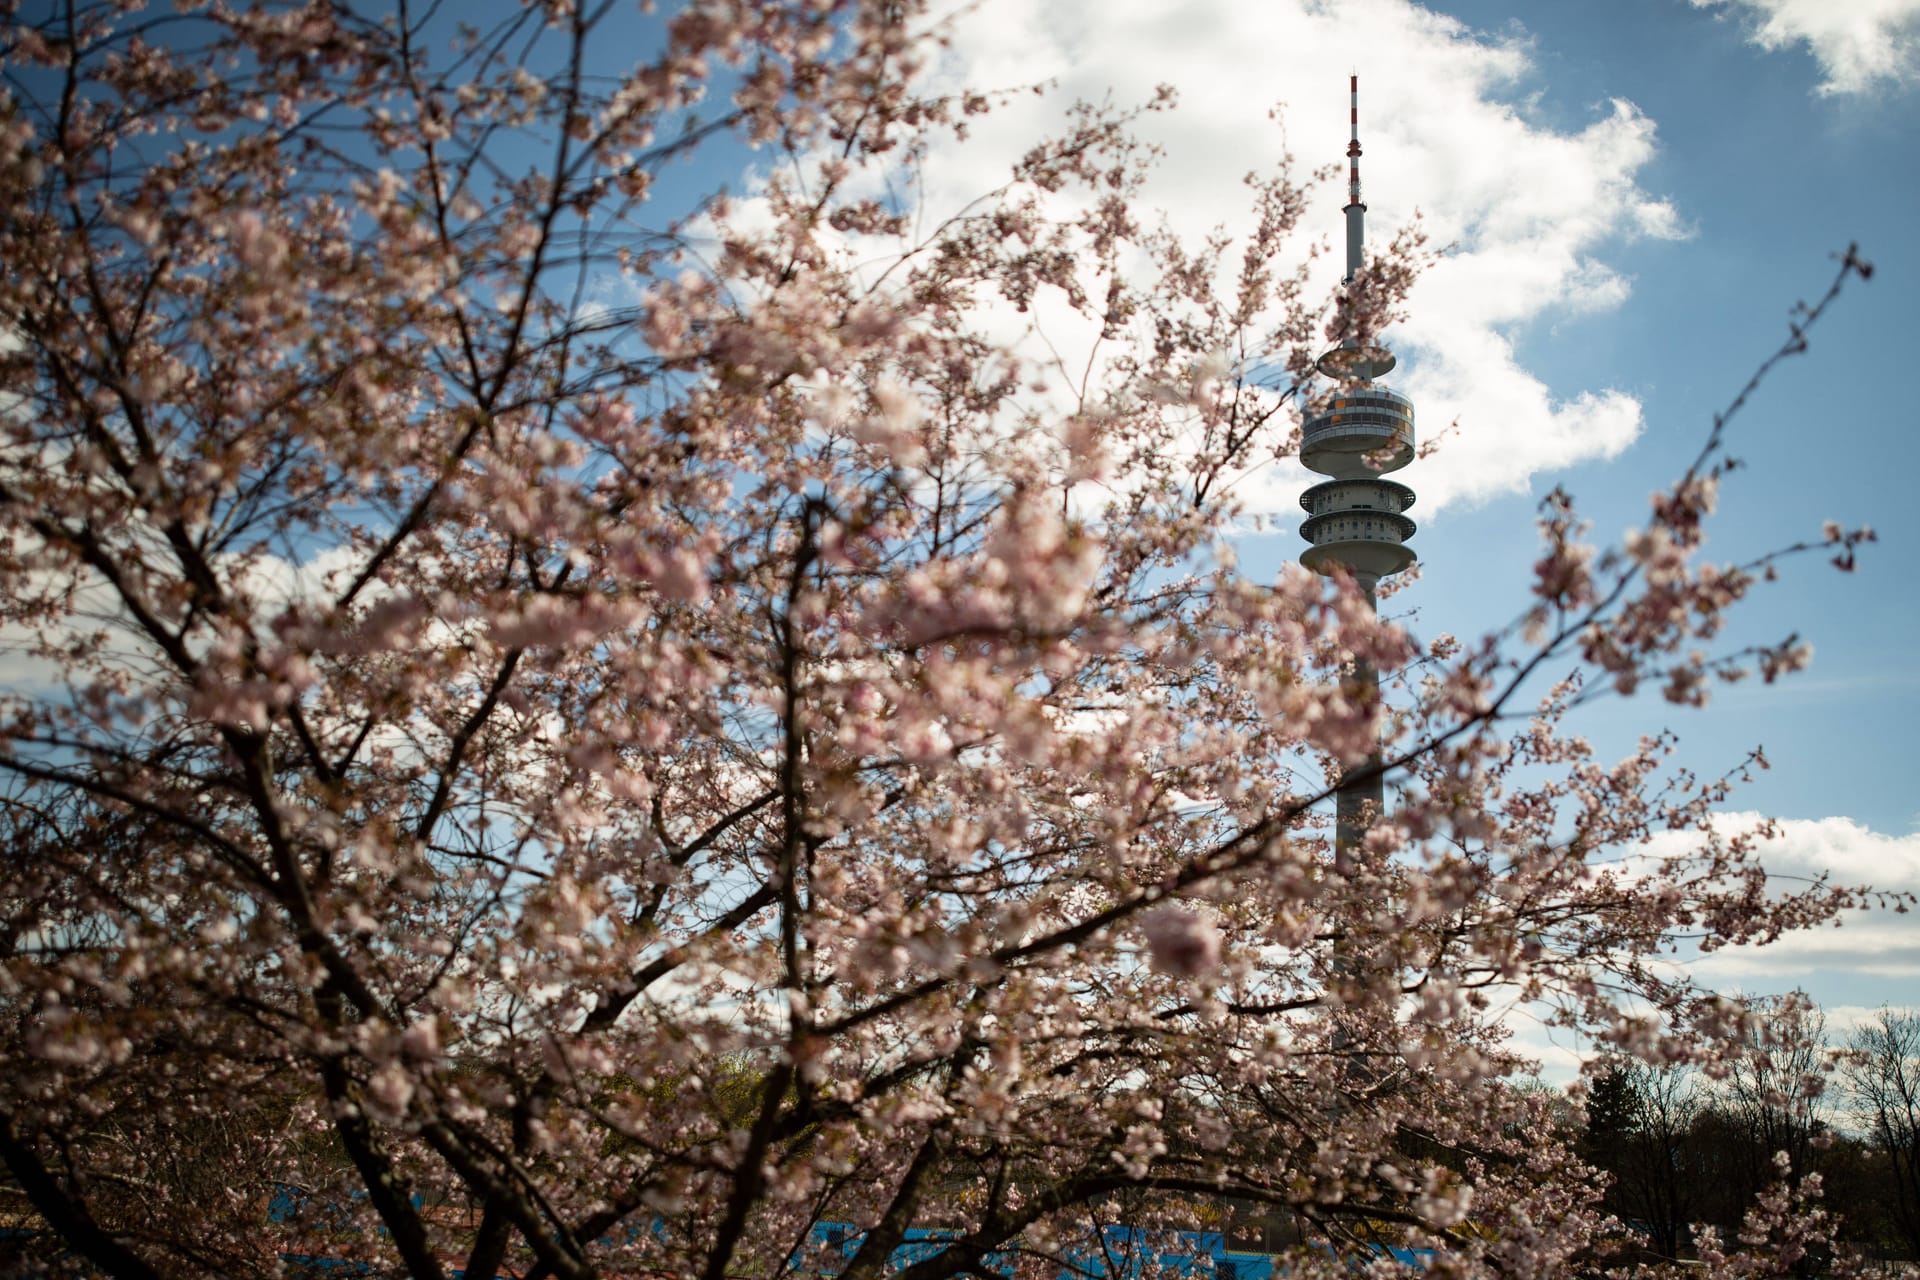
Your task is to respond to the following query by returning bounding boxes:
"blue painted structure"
[801,1220,1435,1277]
[131,1189,1441,1277]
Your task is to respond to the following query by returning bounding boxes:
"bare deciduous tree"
[1848,1010,1920,1259]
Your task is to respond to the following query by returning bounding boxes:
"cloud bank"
[913,0,1686,515]
[1510,813,1920,1078]
[1649,812,1920,984]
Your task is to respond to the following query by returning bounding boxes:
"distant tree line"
[1580,996,1920,1267]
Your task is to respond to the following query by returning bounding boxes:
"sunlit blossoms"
[1139,905,1224,979]
[0,3,1896,1279]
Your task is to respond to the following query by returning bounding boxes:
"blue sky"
[1360,3,1918,883]
[1342,0,1920,1041]
[858,0,1920,1059]
[1401,0,1918,828]
[20,0,1911,1067]
[1392,0,1920,1049]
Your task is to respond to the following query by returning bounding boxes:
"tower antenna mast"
[1346,72,1364,286]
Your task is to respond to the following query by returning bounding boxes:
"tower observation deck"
[1301,76,1415,861]
[1299,75,1416,590]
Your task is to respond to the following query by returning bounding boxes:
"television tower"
[1299,76,1416,859]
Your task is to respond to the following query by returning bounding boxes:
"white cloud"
[1695,812,1920,896]
[1822,1002,1920,1036]
[1690,0,1920,96]
[904,0,1685,515]
[1697,0,1920,95]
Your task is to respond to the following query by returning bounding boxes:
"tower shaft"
[1334,586,1383,868]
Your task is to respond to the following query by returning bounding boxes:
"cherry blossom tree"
[0,2,1896,1277]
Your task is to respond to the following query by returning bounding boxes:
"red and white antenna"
[1344,74,1366,283]
[1347,73,1364,211]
